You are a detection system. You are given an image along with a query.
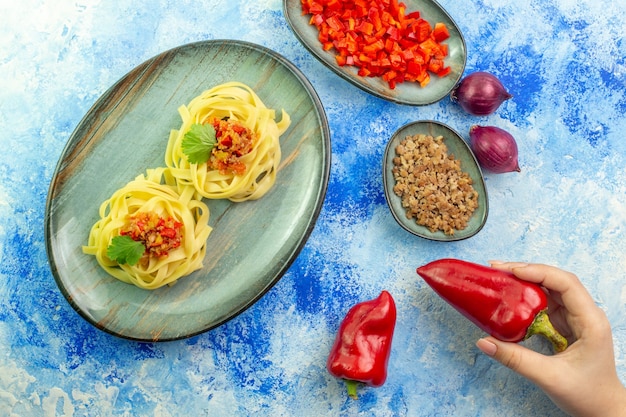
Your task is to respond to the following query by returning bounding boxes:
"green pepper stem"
[344,379,359,400]
[525,309,568,352]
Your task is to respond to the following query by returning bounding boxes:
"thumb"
[476,337,553,384]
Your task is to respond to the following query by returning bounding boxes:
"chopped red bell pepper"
[413,19,432,43]
[432,22,450,42]
[327,290,396,399]
[120,212,183,259]
[301,0,452,89]
[416,259,568,352]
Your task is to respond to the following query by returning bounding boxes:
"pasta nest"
[165,81,291,202]
[83,168,212,289]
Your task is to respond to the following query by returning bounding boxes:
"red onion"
[451,72,512,116]
[469,125,520,173]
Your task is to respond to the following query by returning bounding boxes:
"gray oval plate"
[45,40,331,341]
[383,120,488,241]
[283,0,466,105]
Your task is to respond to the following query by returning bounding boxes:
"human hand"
[475,262,626,417]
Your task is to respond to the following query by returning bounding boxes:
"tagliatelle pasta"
[82,168,212,290]
[84,82,290,290]
[165,81,291,202]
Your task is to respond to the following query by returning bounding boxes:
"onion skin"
[469,125,520,173]
[451,72,512,116]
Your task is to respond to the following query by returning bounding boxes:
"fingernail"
[488,260,504,265]
[476,338,498,356]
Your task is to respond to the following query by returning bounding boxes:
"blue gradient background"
[1,0,625,415]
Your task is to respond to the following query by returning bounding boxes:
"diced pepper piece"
[432,22,450,42]
[413,19,432,43]
[301,0,453,89]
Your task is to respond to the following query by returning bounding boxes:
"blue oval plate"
[283,0,466,105]
[45,40,331,341]
[383,120,488,241]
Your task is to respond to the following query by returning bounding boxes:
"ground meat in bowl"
[391,133,479,235]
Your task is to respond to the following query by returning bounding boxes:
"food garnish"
[106,236,145,266]
[181,118,258,175]
[417,259,568,352]
[106,211,183,265]
[207,117,257,175]
[327,290,396,399]
[181,123,217,164]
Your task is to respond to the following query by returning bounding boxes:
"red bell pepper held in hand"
[327,290,397,399]
[416,259,568,352]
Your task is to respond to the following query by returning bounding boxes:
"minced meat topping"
[391,133,479,235]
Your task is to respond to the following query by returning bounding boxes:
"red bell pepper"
[301,0,452,89]
[416,259,568,352]
[327,290,396,399]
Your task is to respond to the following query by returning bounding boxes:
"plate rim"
[44,39,332,342]
[382,119,488,241]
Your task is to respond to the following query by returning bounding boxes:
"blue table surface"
[1,0,625,416]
